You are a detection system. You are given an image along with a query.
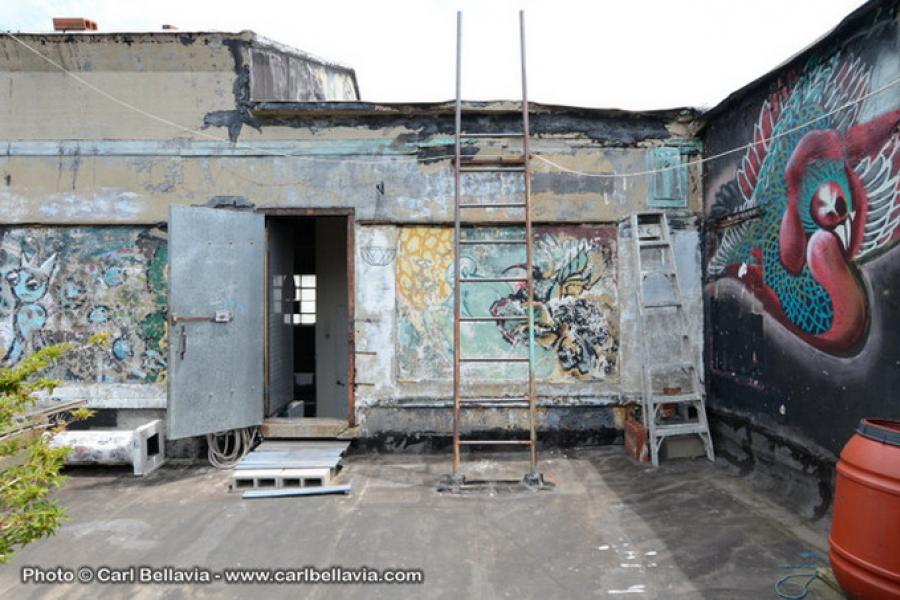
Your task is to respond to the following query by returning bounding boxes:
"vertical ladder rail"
[451,10,463,478]
[520,9,539,479]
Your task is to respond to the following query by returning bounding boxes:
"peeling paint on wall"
[396,225,618,382]
[0,227,168,383]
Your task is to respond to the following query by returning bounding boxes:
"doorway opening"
[265,214,353,426]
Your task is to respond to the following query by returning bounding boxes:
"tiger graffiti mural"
[396,226,618,382]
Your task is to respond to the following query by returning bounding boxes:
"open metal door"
[167,205,264,439]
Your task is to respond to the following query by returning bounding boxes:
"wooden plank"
[260,418,350,439]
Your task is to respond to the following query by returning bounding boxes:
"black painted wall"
[700,0,900,491]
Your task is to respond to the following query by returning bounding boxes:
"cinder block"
[132,419,165,476]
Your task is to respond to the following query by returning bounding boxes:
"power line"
[534,75,900,178]
[4,30,898,181]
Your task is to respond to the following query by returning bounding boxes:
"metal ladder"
[630,212,714,466]
[444,10,542,489]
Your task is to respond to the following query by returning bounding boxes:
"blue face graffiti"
[0,228,168,382]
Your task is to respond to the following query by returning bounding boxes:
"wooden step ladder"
[441,10,543,490]
[630,212,715,466]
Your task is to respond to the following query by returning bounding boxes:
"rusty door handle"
[171,310,233,325]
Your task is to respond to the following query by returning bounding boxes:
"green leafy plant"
[0,334,108,563]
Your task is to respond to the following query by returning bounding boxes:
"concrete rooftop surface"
[0,448,842,600]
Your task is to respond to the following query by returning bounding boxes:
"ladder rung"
[643,300,682,308]
[458,440,532,446]
[459,315,527,322]
[460,132,525,138]
[652,423,708,437]
[639,240,669,248]
[458,203,526,209]
[459,239,527,245]
[459,276,526,283]
[460,396,529,402]
[460,157,526,166]
[459,357,529,363]
[641,269,675,277]
[651,393,701,404]
[459,166,526,173]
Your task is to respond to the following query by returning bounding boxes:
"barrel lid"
[857,419,900,446]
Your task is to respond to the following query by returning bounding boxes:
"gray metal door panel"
[167,206,264,439]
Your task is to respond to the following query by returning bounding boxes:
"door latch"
[171,310,233,324]
[171,311,233,361]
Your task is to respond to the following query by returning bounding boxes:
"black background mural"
[702,2,900,465]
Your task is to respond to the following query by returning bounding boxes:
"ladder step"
[459,315,527,322]
[643,300,682,308]
[652,422,708,437]
[460,395,529,401]
[458,203,526,209]
[460,157,526,166]
[639,240,670,248]
[459,357,529,363]
[636,212,664,223]
[459,239,527,245]
[460,166,526,173]
[641,269,675,277]
[460,397,529,405]
[459,276,527,283]
[460,132,525,138]
[458,440,532,446]
[650,392,701,404]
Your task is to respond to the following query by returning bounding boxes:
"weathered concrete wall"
[354,218,703,438]
[249,44,358,102]
[0,30,706,439]
[0,121,702,225]
[701,0,899,517]
[0,31,358,142]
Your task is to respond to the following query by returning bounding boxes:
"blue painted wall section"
[0,227,168,382]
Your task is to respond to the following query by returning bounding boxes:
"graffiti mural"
[707,53,900,356]
[396,226,618,382]
[0,227,168,382]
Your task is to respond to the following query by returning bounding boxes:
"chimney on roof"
[162,24,179,30]
[52,18,98,31]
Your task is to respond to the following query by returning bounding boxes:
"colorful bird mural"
[708,54,900,356]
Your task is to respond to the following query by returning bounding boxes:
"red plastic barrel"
[829,418,900,599]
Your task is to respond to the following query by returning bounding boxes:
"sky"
[4,0,869,110]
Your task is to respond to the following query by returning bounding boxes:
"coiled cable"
[206,427,257,469]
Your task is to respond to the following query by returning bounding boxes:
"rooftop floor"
[0,447,841,599]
